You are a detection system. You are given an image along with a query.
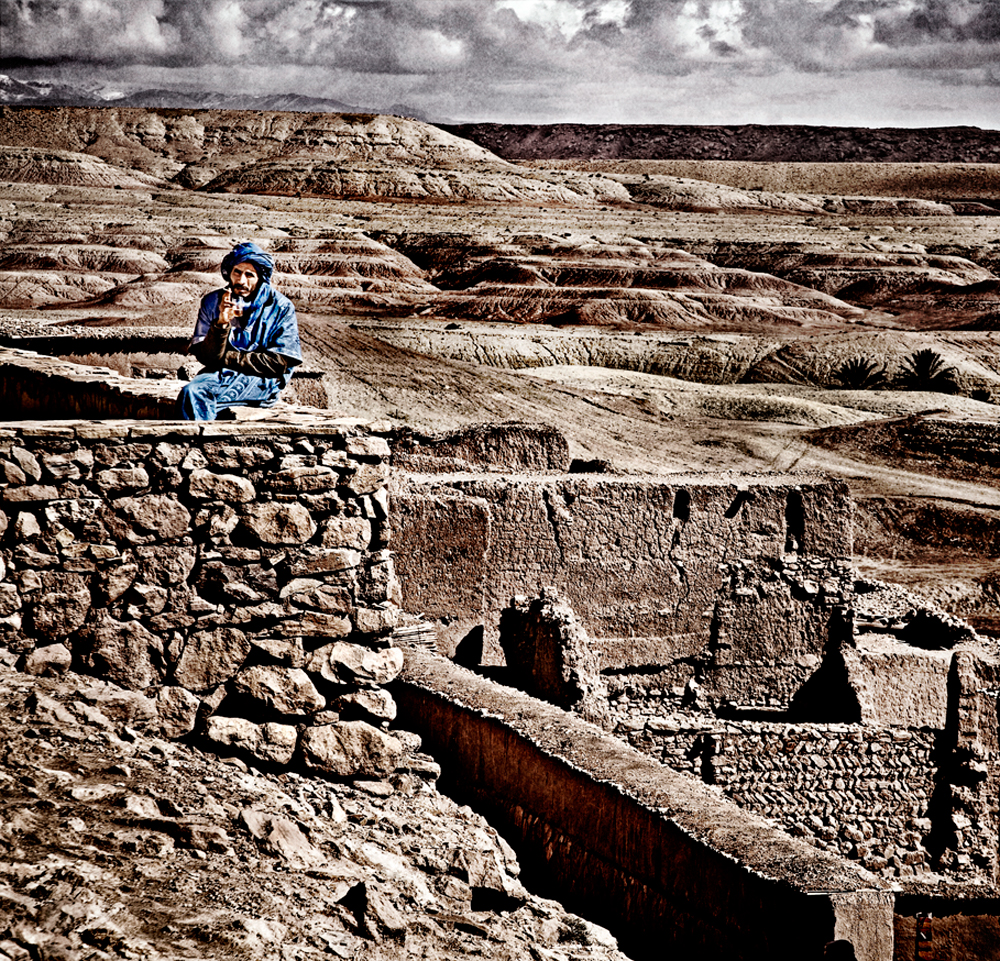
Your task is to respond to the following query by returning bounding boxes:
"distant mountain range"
[3,74,998,164]
[0,74,439,122]
[445,122,1000,164]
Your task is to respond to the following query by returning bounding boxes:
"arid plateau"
[0,107,998,960]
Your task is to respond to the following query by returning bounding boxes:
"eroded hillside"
[0,107,998,631]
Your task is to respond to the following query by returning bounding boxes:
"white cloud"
[1,0,996,125]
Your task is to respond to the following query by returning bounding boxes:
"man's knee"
[178,373,219,421]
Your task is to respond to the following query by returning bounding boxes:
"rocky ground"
[0,659,627,961]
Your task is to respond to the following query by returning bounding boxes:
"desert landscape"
[1,107,998,623]
[0,105,999,959]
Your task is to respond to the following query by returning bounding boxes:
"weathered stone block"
[23,642,72,676]
[265,466,339,494]
[331,688,397,723]
[96,467,150,493]
[78,615,164,691]
[345,436,390,459]
[135,546,197,587]
[300,721,402,778]
[287,548,361,577]
[305,641,404,686]
[14,511,40,539]
[231,666,325,715]
[11,447,41,481]
[194,504,240,538]
[112,494,191,540]
[156,684,201,739]
[241,502,316,545]
[43,449,93,481]
[353,606,400,635]
[280,579,352,613]
[202,445,273,470]
[319,516,372,550]
[188,468,256,502]
[2,460,25,484]
[340,462,390,496]
[0,584,21,617]
[3,483,60,503]
[44,498,101,531]
[126,583,169,618]
[96,560,139,604]
[174,627,250,692]
[29,572,91,639]
[205,716,298,766]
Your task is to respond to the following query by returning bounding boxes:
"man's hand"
[216,290,244,327]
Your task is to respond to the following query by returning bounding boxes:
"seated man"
[178,241,302,421]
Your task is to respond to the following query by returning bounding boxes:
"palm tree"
[894,349,960,394]
[834,356,887,390]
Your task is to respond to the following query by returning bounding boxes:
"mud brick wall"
[394,473,853,707]
[0,348,179,420]
[0,420,407,781]
[623,717,939,881]
[947,651,1000,883]
[395,648,894,961]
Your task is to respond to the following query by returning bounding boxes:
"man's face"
[229,262,259,298]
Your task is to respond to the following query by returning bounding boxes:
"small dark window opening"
[785,490,805,553]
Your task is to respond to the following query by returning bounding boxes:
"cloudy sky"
[2,0,998,126]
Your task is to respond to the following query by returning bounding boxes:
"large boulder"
[205,716,298,766]
[300,721,402,778]
[174,627,250,692]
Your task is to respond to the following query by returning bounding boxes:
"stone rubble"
[0,663,630,961]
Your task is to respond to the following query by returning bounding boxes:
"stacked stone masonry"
[0,420,409,781]
[620,716,939,881]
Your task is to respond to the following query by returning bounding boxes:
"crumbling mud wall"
[498,588,610,727]
[394,648,894,961]
[393,473,853,708]
[0,420,408,780]
[602,614,1000,895]
[389,422,571,474]
[0,348,179,420]
[0,346,328,421]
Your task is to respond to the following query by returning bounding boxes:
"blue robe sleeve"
[190,290,223,347]
[265,296,302,366]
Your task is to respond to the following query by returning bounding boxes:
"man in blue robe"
[178,242,302,420]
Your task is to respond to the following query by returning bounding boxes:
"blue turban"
[221,241,274,285]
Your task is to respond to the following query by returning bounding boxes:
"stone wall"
[394,648,894,961]
[622,715,938,882]
[393,473,853,708]
[0,419,408,780]
[611,635,1000,890]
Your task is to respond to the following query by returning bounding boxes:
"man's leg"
[178,371,281,421]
